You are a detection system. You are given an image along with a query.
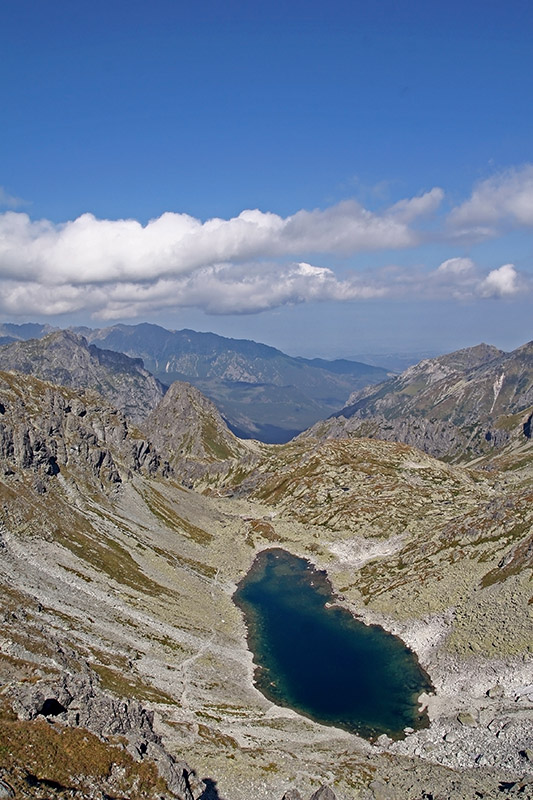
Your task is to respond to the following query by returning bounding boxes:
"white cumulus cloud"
[0,192,440,317]
[429,259,524,300]
[0,261,389,320]
[0,178,530,319]
[338,258,528,303]
[449,164,533,236]
[0,255,527,319]
[436,257,476,275]
[478,264,520,298]
[0,193,435,288]
[388,187,444,223]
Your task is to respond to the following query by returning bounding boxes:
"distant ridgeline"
[1,322,532,461]
[0,322,390,443]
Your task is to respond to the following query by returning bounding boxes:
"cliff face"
[306,342,533,462]
[0,330,166,424]
[0,370,164,488]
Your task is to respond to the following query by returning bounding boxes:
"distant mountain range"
[2,322,532,463]
[307,341,533,462]
[0,322,390,442]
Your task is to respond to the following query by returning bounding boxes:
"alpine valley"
[0,325,532,800]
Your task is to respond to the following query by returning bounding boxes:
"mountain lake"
[233,548,433,740]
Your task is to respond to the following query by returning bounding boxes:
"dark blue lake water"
[234,548,432,740]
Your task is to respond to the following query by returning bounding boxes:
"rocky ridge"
[0,370,165,488]
[306,342,533,462]
[144,380,259,482]
[0,330,166,424]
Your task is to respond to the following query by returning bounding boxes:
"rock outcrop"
[0,370,166,487]
[145,380,250,465]
[8,672,194,799]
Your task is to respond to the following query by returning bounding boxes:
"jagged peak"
[0,369,165,485]
[145,379,251,466]
[42,329,89,346]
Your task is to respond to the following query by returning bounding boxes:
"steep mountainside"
[0,370,165,485]
[144,379,259,480]
[0,330,165,424]
[306,342,533,462]
[77,323,390,442]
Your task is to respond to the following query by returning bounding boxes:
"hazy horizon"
[1,317,527,368]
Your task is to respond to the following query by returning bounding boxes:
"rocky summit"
[0,339,532,800]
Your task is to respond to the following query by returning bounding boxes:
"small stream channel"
[233,548,433,741]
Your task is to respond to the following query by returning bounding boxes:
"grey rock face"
[0,371,168,486]
[306,340,533,462]
[368,779,396,800]
[308,787,337,800]
[0,780,15,799]
[145,380,248,467]
[457,711,477,727]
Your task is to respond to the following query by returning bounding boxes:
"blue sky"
[1,0,532,357]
